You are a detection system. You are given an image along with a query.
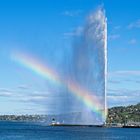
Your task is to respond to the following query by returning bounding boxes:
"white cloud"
[20,95,47,102]
[107,95,129,100]
[18,85,30,90]
[108,80,121,84]
[0,88,13,97]
[62,10,82,17]
[136,80,140,83]
[107,91,140,106]
[0,88,49,105]
[109,70,140,77]
[63,26,83,37]
[108,34,120,40]
[107,71,140,107]
[108,70,140,86]
[108,88,140,96]
[107,89,140,107]
[114,26,121,30]
[0,92,12,97]
[127,19,140,29]
[128,39,137,45]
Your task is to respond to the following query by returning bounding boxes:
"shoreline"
[0,121,139,128]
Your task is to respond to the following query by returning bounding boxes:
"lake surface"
[0,121,139,140]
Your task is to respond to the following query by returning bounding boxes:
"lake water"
[0,121,139,140]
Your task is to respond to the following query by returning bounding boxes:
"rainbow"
[12,52,61,85]
[11,51,105,118]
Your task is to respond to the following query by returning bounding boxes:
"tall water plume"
[69,7,107,124]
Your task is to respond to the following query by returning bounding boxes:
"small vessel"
[51,118,60,126]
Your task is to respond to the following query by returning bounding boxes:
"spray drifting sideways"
[11,7,107,125]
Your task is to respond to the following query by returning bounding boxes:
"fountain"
[12,7,107,126]
[49,7,107,125]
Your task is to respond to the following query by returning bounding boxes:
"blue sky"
[0,0,140,114]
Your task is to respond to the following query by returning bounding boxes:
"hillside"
[106,103,140,124]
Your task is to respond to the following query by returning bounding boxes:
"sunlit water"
[0,121,139,140]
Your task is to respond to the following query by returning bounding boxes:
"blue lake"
[0,121,139,140]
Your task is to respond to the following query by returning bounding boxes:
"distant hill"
[106,103,140,124]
